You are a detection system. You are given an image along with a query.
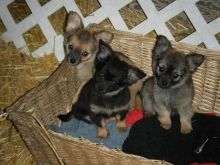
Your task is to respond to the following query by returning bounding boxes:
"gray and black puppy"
[141,35,204,134]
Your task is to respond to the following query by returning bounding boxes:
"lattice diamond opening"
[38,0,51,6]
[23,25,47,52]
[198,42,206,48]
[0,18,7,34]
[99,18,114,29]
[215,32,220,44]
[119,0,147,30]
[152,0,175,11]
[75,0,101,17]
[166,11,195,41]
[196,0,220,24]
[48,7,67,35]
[8,0,32,23]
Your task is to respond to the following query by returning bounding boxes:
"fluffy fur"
[141,35,204,134]
[59,40,146,138]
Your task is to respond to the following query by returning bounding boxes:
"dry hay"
[75,0,101,17]
[0,38,58,164]
[0,39,58,112]
[119,1,147,30]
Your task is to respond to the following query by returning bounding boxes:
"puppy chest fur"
[142,77,193,114]
[90,88,130,116]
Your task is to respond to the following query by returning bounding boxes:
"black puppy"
[58,40,146,138]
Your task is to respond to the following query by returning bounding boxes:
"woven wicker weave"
[3,26,220,165]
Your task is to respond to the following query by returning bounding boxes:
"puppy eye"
[68,44,73,50]
[159,66,166,72]
[82,51,89,57]
[112,80,117,84]
[173,73,180,79]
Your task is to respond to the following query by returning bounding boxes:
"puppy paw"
[97,127,109,138]
[181,127,192,134]
[116,120,128,132]
[160,122,171,130]
[57,114,70,122]
[180,122,193,134]
[158,116,171,130]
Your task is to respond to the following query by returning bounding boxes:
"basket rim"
[48,130,172,165]
[89,24,220,59]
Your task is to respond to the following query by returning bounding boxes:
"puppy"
[64,11,113,82]
[58,40,146,138]
[64,11,144,110]
[141,35,204,134]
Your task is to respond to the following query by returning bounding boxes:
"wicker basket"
[3,26,220,165]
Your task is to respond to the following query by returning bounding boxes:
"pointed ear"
[152,35,172,59]
[186,53,205,72]
[127,67,146,85]
[65,11,84,33]
[94,30,114,44]
[97,40,112,61]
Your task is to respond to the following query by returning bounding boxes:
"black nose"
[96,85,104,92]
[70,58,76,64]
[158,77,170,88]
[161,80,167,86]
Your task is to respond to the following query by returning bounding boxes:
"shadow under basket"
[3,26,220,165]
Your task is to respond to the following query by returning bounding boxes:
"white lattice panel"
[0,0,220,61]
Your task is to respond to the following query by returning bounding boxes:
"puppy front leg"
[128,79,143,111]
[141,87,156,117]
[155,105,171,130]
[91,115,109,138]
[178,104,193,134]
[96,126,109,139]
[142,96,155,117]
[72,81,87,104]
[116,111,128,132]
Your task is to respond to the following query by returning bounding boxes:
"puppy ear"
[186,53,205,72]
[152,35,172,59]
[127,67,146,85]
[65,11,84,33]
[97,39,112,61]
[94,30,114,44]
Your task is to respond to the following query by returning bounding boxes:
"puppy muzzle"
[95,84,106,94]
[157,76,171,89]
[66,50,81,66]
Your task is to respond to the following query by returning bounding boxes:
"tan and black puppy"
[64,11,113,81]
[141,35,204,134]
[64,11,144,110]
[59,40,146,138]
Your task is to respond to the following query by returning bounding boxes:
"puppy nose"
[158,77,170,88]
[161,80,167,86]
[70,58,76,64]
[96,85,104,92]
